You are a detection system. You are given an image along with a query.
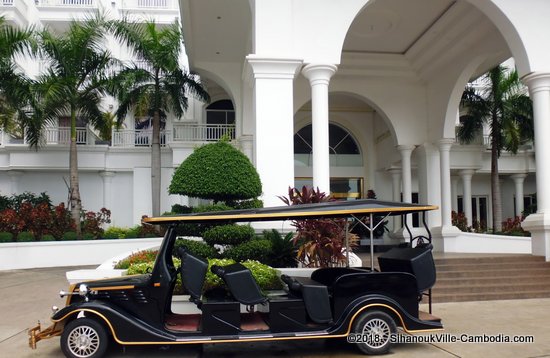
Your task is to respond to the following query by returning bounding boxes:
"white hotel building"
[2,0,550,260]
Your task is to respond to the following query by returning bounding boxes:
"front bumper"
[28,321,62,349]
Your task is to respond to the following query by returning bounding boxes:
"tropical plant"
[458,65,533,232]
[0,17,35,137]
[108,19,210,217]
[27,14,115,235]
[279,186,356,268]
[169,140,261,204]
[262,229,298,268]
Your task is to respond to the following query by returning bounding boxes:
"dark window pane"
[206,99,234,110]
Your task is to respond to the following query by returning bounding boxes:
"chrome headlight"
[78,284,89,296]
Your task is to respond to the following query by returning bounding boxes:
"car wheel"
[60,318,108,358]
[352,310,396,355]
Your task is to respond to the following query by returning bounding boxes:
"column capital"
[386,166,402,176]
[521,72,550,94]
[438,138,455,151]
[246,56,303,80]
[396,144,416,153]
[99,171,116,178]
[458,169,475,178]
[510,173,528,181]
[302,63,338,86]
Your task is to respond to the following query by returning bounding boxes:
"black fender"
[51,301,179,344]
[327,294,443,335]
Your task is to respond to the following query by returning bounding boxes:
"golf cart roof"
[142,199,438,224]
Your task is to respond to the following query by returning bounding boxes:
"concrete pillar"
[459,169,475,227]
[99,171,116,210]
[246,56,302,207]
[302,64,337,194]
[397,145,414,228]
[7,171,23,195]
[438,139,454,226]
[521,72,550,260]
[388,167,402,230]
[510,173,527,217]
[451,175,459,212]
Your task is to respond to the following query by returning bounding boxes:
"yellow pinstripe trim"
[143,206,439,224]
[52,304,442,346]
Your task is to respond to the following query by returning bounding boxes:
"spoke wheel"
[61,318,108,358]
[352,310,396,355]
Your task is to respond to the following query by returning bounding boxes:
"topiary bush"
[169,141,262,203]
[173,238,218,259]
[103,226,128,239]
[16,231,35,242]
[222,239,272,264]
[202,224,255,246]
[82,233,96,240]
[171,204,192,214]
[41,234,56,242]
[61,232,78,241]
[0,231,13,243]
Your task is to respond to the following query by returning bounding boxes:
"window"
[457,196,488,227]
[206,100,235,126]
[294,177,363,200]
[294,123,362,167]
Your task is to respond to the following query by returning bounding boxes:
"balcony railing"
[121,0,177,9]
[111,129,171,147]
[39,0,96,6]
[173,123,235,142]
[1,0,14,6]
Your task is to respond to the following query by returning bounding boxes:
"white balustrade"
[40,0,96,6]
[172,123,235,142]
[111,129,170,147]
[44,127,88,145]
[1,0,14,6]
[121,0,176,9]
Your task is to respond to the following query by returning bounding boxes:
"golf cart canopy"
[142,199,438,224]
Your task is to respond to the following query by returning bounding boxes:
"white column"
[438,139,454,227]
[388,167,402,230]
[451,175,459,212]
[302,64,337,194]
[459,170,474,227]
[7,171,23,195]
[510,173,527,217]
[246,56,302,207]
[99,171,116,210]
[397,145,414,228]
[521,73,550,259]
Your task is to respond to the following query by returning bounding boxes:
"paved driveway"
[1,266,549,357]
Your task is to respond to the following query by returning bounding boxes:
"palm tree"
[458,65,533,232]
[0,17,35,137]
[109,19,210,217]
[28,15,114,235]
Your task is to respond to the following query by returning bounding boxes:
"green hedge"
[202,224,255,246]
[61,232,78,241]
[173,239,218,259]
[0,232,13,243]
[17,231,35,242]
[222,239,272,264]
[41,234,56,242]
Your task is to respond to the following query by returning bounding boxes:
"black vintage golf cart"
[29,199,443,357]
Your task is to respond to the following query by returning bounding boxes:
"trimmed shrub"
[192,203,233,213]
[103,226,128,239]
[173,238,218,259]
[202,224,255,246]
[16,231,35,242]
[61,232,78,241]
[82,233,96,240]
[41,234,56,242]
[203,258,236,292]
[223,239,272,264]
[0,231,13,243]
[228,198,264,210]
[124,226,140,239]
[171,204,192,214]
[241,260,282,290]
[169,141,262,203]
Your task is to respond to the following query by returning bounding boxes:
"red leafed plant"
[278,186,357,268]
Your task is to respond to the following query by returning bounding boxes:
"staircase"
[431,255,550,303]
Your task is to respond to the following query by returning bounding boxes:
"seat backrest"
[178,248,208,303]
[211,263,267,305]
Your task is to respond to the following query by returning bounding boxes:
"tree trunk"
[69,109,82,236]
[491,144,502,232]
[151,109,161,217]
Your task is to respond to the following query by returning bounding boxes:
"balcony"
[120,0,177,9]
[37,0,99,31]
[0,0,31,27]
[111,129,171,147]
[172,123,235,142]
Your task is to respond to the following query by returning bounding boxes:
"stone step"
[435,260,550,272]
[432,282,550,294]
[436,267,550,278]
[434,255,544,265]
[431,290,550,303]
[435,274,550,286]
